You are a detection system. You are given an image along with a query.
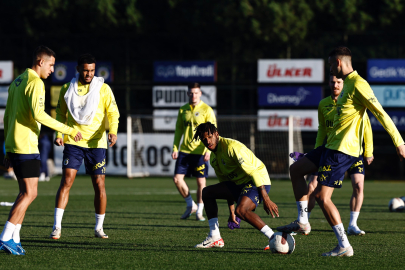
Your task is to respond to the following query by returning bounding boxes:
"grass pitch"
[0,176,405,269]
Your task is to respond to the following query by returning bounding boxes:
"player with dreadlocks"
[193,122,279,249]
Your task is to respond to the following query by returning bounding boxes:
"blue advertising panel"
[154,61,217,82]
[258,86,322,107]
[368,59,405,82]
[368,110,405,131]
[52,61,113,83]
[370,85,405,107]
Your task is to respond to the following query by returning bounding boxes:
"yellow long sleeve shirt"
[173,101,216,155]
[210,137,271,187]
[55,80,120,148]
[4,69,78,154]
[315,95,373,157]
[326,71,403,157]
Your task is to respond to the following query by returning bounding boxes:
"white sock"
[197,203,204,215]
[260,225,274,240]
[185,195,194,207]
[13,224,22,243]
[332,223,350,248]
[308,212,311,219]
[95,213,105,230]
[208,218,220,238]
[296,201,309,224]
[0,221,16,241]
[53,208,65,230]
[349,211,359,227]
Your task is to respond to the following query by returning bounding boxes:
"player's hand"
[54,138,64,146]
[172,151,178,160]
[204,151,210,162]
[108,134,117,147]
[263,197,279,218]
[73,132,82,142]
[397,144,405,161]
[366,155,374,165]
[228,212,239,225]
[3,157,10,169]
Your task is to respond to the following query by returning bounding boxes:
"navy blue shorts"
[305,145,326,168]
[8,153,41,178]
[174,151,208,178]
[347,155,365,176]
[224,181,271,207]
[62,144,106,175]
[317,149,357,188]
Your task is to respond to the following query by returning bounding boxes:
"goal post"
[126,114,303,179]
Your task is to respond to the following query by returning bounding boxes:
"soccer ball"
[269,232,295,254]
[389,198,405,212]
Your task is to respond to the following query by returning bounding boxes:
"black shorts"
[8,153,41,178]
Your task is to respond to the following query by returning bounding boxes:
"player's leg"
[51,145,83,239]
[347,173,365,235]
[193,156,208,221]
[195,177,206,221]
[173,152,197,219]
[195,182,235,248]
[84,147,108,238]
[307,174,318,218]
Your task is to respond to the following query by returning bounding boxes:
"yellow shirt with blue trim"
[326,71,403,157]
[4,69,78,154]
[210,136,271,187]
[173,101,216,155]
[55,80,120,149]
[315,95,373,157]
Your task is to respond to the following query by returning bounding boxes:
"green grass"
[0,176,405,269]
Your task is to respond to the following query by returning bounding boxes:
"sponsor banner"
[154,61,217,82]
[52,61,113,83]
[153,85,216,107]
[153,109,217,131]
[0,109,4,129]
[257,109,318,131]
[367,59,405,82]
[368,110,405,131]
[371,85,405,107]
[0,61,13,83]
[54,133,215,176]
[258,59,324,83]
[0,86,8,106]
[258,86,322,107]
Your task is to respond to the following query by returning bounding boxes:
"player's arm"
[28,80,81,141]
[103,85,120,147]
[363,113,374,165]
[257,185,279,218]
[355,82,404,158]
[55,84,69,143]
[227,200,239,225]
[172,109,184,158]
[231,146,267,187]
[314,102,327,148]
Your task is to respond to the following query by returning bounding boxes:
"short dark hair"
[188,82,201,91]
[193,122,218,142]
[33,45,56,63]
[78,53,96,66]
[329,46,352,60]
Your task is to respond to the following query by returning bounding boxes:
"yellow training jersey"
[173,101,216,155]
[4,69,78,154]
[210,136,271,187]
[315,95,373,157]
[326,71,403,157]
[55,80,120,149]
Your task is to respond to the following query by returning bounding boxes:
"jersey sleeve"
[28,79,77,137]
[230,145,266,187]
[55,84,69,138]
[355,81,404,147]
[3,86,10,143]
[314,101,327,148]
[173,109,184,152]
[363,113,373,157]
[207,107,217,128]
[103,85,120,135]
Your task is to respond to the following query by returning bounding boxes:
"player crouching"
[193,122,279,249]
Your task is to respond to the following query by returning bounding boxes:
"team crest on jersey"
[195,112,200,117]
[63,158,69,165]
[14,76,23,87]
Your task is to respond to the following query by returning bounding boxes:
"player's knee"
[25,189,38,201]
[352,182,363,194]
[235,206,248,220]
[173,176,181,185]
